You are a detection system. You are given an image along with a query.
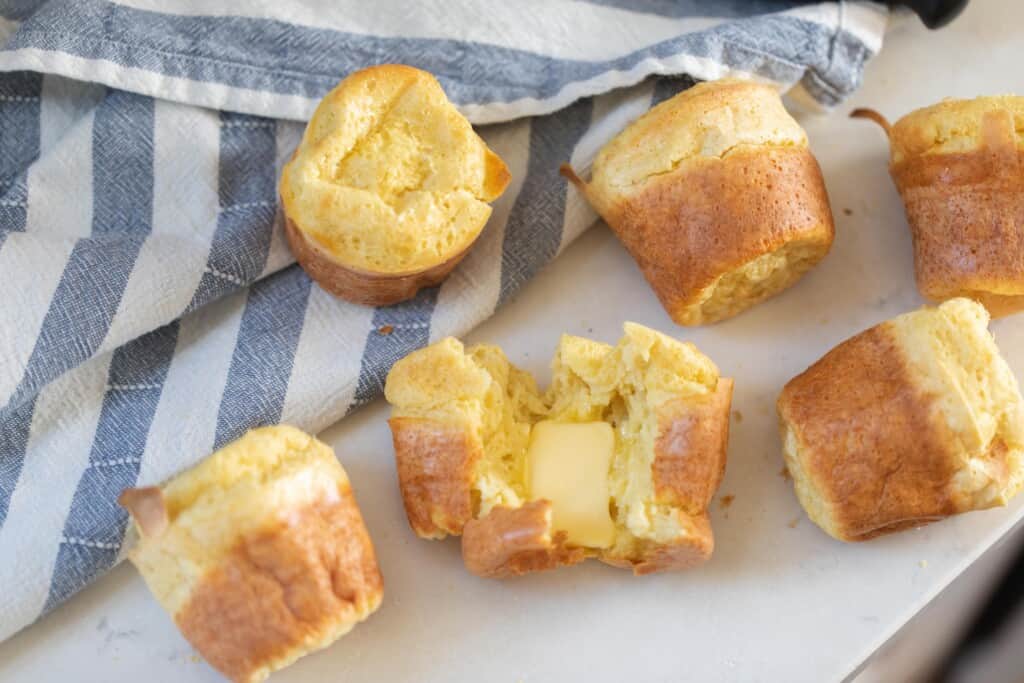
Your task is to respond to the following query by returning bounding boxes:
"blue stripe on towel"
[187,112,277,313]
[43,322,179,612]
[351,289,440,411]
[0,0,47,21]
[212,266,312,449]
[0,72,42,522]
[0,397,36,529]
[0,91,154,420]
[4,0,871,110]
[499,98,593,304]
[0,71,41,250]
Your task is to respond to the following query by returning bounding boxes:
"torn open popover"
[384,323,733,577]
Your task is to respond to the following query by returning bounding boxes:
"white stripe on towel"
[98,99,222,356]
[278,287,378,429]
[135,291,248,485]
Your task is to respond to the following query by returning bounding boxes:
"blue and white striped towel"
[0,0,888,641]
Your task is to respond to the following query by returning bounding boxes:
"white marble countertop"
[3,2,1023,681]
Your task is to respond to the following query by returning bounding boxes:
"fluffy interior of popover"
[887,298,1024,506]
[686,240,827,325]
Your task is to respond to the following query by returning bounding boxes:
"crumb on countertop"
[843,208,853,216]
[732,410,743,423]
[719,494,735,510]
[787,518,800,528]
[779,466,792,481]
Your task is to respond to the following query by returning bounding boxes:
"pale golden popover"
[854,96,1024,317]
[778,299,1024,542]
[563,79,835,326]
[119,426,383,683]
[384,323,732,577]
[280,64,510,306]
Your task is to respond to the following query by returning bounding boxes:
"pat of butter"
[526,421,615,548]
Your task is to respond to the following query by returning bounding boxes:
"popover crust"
[778,325,958,540]
[462,500,586,578]
[652,379,733,516]
[601,146,834,325]
[121,426,383,683]
[388,416,481,539]
[283,213,473,306]
[177,490,383,682]
[892,106,1024,316]
[856,96,1024,316]
[565,79,834,325]
[777,299,1024,541]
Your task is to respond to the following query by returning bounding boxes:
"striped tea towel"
[0,0,888,642]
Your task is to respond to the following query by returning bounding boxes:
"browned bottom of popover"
[284,214,471,307]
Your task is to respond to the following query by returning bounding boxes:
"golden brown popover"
[120,426,383,683]
[564,79,835,325]
[854,96,1024,317]
[280,64,510,306]
[778,299,1024,542]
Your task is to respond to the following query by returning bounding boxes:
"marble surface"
[3,1,1024,681]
